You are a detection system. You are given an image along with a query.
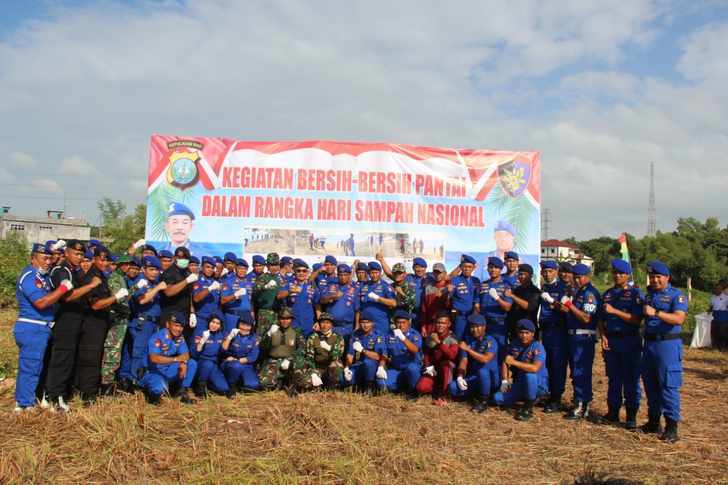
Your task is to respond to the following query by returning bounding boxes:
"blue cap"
[487,257,504,269]
[368,261,382,271]
[572,263,591,276]
[518,263,534,275]
[142,244,157,255]
[611,259,632,274]
[237,313,254,326]
[648,260,670,276]
[412,257,427,268]
[312,262,323,272]
[252,255,265,265]
[559,262,574,273]
[88,239,101,247]
[337,263,352,274]
[504,251,519,261]
[159,250,173,259]
[324,255,338,265]
[281,256,292,266]
[83,249,93,259]
[356,263,368,272]
[213,256,222,265]
[109,254,119,263]
[130,257,142,267]
[189,256,200,264]
[167,202,195,220]
[44,240,58,253]
[540,260,558,270]
[32,243,52,255]
[461,254,476,265]
[202,256,216,266]
[236,258,248,267]
[393,309,413,320]
[293,259,309,269]
[224,252,237,262]
[517,319,536,332]
[468,313,486,326]
[143,256,161,269]
[494,220,516,236]
[168,311,187,326]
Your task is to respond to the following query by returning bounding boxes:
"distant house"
[0,212,91,248]
[541,239,594,268]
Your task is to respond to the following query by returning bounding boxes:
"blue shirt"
[16,265,55,321]
[602,286,644,334]
[503,272,518,288]
[506,340,547,382]
[359,280,395,322]
[315,272,337,292]
[224,333,259,363]
[348,330,385,362]
[221,276,253,313]
[458,334,498,373]
[147,328,189,372]
[283,281,320,335]
[323,281,360,323]
[566,282,601,331]
[132,277,162,319]
[644,284,688,336]
[449,275,480,313]
[192,275,221,317]
[245,271,264,285]
[383,328,422,369]
[539,280,567,327]
[479,278,512,319]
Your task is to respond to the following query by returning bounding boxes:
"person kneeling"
[343,316,385,395]
[378,310,423,400]
[259,307,305,395]
[416,311,459,406]
[221,314,261,393]
[192,313,230,398]
[298,313,346,391]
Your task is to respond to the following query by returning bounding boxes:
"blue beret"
[143,256,161,269]
[252,255,265,265]
[517,319,536,332]
[236,258,248,267]
[89,239,101,247]
[280,256,292,266]
[572,263,591,276]
[324,255,338,265]
[167,202,195,220]
[312,263,323,272]
[213,256,222,265]
[393,309,413,320]
[237,313,254,325]
[83,249,94,259]
[293,259,309,269]
[494,220,516,235]
[32,243,52,255]
[44,241,57,253]
[540,260,558,270]
[130,257,142,267]
[356,263,369,272]
[487,257,504,269]
[468,313,486,326]
[201,256,215,266]
[109,254,119,263]
[518,263,534,275]
[189,256,200,264]
[168,311,187,325]
[412,257,427,268]
[223,252,237,262]
[142,244,157,255]
[337,263,352,274]
[159,250,173,259]
[648,260,670,276]
[368,261,382,271]
[460,254,476,265]
[504,251,519,261]
[611,259,632,274]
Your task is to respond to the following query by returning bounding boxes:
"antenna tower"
[647,162,656,236]
[541,208,551,240]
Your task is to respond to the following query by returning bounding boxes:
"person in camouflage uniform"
[391,263,416,314]
[253,253,287,338]
[258,307,306,394]
[298,313,346,391]
[100,255,134,389]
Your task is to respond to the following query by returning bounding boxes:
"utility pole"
[647,162,656,236]
[541,208,551,240]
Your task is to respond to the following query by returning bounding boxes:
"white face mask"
[38,267,49,275]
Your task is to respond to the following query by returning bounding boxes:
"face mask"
[38,267,48,275]
[176,259,189,269]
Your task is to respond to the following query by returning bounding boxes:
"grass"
[1,309,727,484]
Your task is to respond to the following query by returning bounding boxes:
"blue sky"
[0,1,726,240]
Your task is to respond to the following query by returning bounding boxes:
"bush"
[0,233,29,308]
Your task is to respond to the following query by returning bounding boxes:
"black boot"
[118,378,134,394]
[640,415,663,434]
[471,397,488,413]
[601,407,620,425]
[625,407,639,430]
[543,396,563,413]
[145,391,161,405]
[660,418,679,443]
[516,400,535,421]
[179,388,197,404]
[565,401,584,420]
[194,381,208,399]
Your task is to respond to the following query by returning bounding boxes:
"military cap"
[355,262,368,272]
[611,259,632,274]
[83,249,94,259]
[167,202,195,220]
[572,263,591,276]
[392,262,406,273]
[266,252,280,265]
[189,255,200,265]
[130,257,142,267]
[324,255,337,265]
[44,240,58,253]
[337,263,352,274]
[142,244,158,255]
[518,263,534,275]
[32,243,52,255]
[517,319,536,332]
[143,256,161,269]
[368,261,382,271]
[559,262,574,273]
[318,312,335,323]
[312,262,323,272]
[117,255,133,264]
[252,255,265,265]
[647,260,670,276]
[88,239,101,247]
[392,309,413,321]
[159,250,173,259]
[237,314,254,326]
[109,254,119,263]
[412,257,427,269]
[487,256,504,269]
[201,256,215,266]
[213,256,222,265]
[468,313,486,326]
[504,251,519,261]
[460,254,476,265]
[280,256,292,266]
[494,220,516,236]
[236,258,248,267]
[278,307,294,319]
[293,258,309,269]
[168,311,186,325]
[540,260,558,270]
[224,252,237,262]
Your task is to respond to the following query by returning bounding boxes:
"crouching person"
[299,313,346,391]
[221,314,260,393]
[259,307,305,394]
[139,312,197,405]
[494,319,548,420]
[416,311,459,405]
[192,313,230,398]
[378,310,422,399]
[343,316,385,394]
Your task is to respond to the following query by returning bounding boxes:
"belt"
[606,331,640,339]
[137,315,158,322]
[644,333,681,342]
[567,329,597,336]
[17,317,54,327]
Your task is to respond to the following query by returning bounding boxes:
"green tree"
[0,232,29,307]
[97,198,146,254]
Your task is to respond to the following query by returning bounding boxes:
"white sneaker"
[54,396,70,413]
[14,405,23,413]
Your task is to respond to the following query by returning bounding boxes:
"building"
[541,239,594,268]
[0,212,91,248]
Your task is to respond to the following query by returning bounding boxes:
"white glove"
[560,295,572,306]
[136,279,148,289]
[376,366,387,380]
[201,330,211,343]
[227,328,240,339]
[456,376,468,391]
[499,379,512,393]
[393,328,406,341]
[264,279,277,289]
[189,314,197,328]
[114,288,129,301]
[186,273,199,284]
[60,279,73,291]
[133,239,146,249]
[367,291,380,301]
[267,324,279,337]
[488,288,500,300]
[541,292,555,304]
[311,373,323,387]
[51,240,66,251]
[320,340,332,351]
[343,367,353,382]
[234,288,246,298]
[424,365,436,377]
[221,268,229,277]
[352,341,364,353]
[208,281,221,291]
[280,359,290,371]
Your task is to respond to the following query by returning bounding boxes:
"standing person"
[378,311,422,399]
[278,259,320,337]
[319,264,359,341]
[221,315,261,393]
[709,281,728,349]
[280,256,294,284]
[558,262,575,291]
[406,257,429,328]
[253,253,287,338]
[158,250,174,272]
[506,264,540,341]
[313,255,338,291]
[354,262,369,288]
[599,259,644,428]
[420,263,450,336]
[641,261,687,443]
[449,255,480,340]
[13,244,71,412]
[539,260,570,414]
[358,262,397,336]
[191,256,222,332]
[479,257,513,364]
[503,251,520,287]
[220,258,254,333]
[246,255,266,284]
[390,263,416,315]
[416,311,459,405]
[160,247,198,334]
[561,263,601,420]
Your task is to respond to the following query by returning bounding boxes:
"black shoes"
[625,407,638,430]
[515,400,534,421]
[640,416,663,434]
[660,419,679,443]
[565,401,590,420]
[179,388,197,404]
[470,398,488,413]
[601,408,620,425]
[543,398,563,414]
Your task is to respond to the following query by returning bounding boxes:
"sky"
[0,0,726,240]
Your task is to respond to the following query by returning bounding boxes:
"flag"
[618,232,630,263]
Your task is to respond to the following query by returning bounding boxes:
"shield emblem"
[498,158,532,197]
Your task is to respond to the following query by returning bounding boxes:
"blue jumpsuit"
[14,265,55,408]
[221,276,254,333]
[539,280,568,400]
[283,281,320,337]
[123,279,162,382]
[494,340,548,405]
[323,281,360,339]
[347,330,386,388]
[139,328,197,396]
[567,282,601,404]
[222,333,260,390]
[359,280,395,336]
[191,329,229,393]
[449,275,480,340]
[379,328,422,393]
[479,278,512,364]
[449,334,499,399]
[642,285,688,422]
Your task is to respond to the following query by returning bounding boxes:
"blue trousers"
[129,319,159,382]
[486,320,508,365]
[118,330,133,381]
[222,360,260,390]
[542,327,569,398]
[139,359,197,396]
[448,365,499,399]
[13,322,51,408]
[197,358,230,393]
[642,339,682,421]
[379,362,421,393]
[347,359,379,387]
[568,334,595,403]
[494,372,544,405]
[603,336,642,410]
[373,318,390,337]
[453,312,471,341]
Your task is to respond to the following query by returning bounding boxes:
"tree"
[97,198,146,253]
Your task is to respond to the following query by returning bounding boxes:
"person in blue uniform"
[503,251,520,287]
[599,259,644,429]
[479,257,513,364]
[220,258,254,333]
[188,255,200,276]
[319,263,360,341]
[344,316,386,394]
[139,312,197,405]
[277,259,320,337]
[358,262,396,336]
[449,254,480,340]
[191,314,230,397]
[13,243,71,411]
[280,256,294,284]
[539,260,570,413]
[191,256,222,334]
[493,319,548,421]
[449,313,499,413]
[221,315,261,393]
[378,310,422,399]
[246,255,266,284]
[354,262,369,289]
[312,255,338,291]
[221,252,237,283]
[640,261,687,443]
[561,263,601,420]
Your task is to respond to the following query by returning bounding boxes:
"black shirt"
[84,266,111,320]
[50,262,87,314]
[161,264,191,314]
[507,282,541,329]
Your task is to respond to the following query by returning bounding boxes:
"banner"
[145,135,541,281]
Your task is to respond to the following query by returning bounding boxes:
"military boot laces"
[660,419,679,443]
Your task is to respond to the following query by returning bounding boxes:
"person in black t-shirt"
[506,264,541,340]
[160,246,198,337]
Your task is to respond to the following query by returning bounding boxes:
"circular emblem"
[166,150,200,189]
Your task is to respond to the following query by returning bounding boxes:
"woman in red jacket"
[416,311,459,405]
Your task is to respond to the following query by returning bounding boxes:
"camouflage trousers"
[256,309,277,338]
[299,363,344,391]
[100,318,129,385]
[259,357,305,390]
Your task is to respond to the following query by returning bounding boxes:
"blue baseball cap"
[83,249,94,259]
[461,254,476,265]
[312,262,323,272]
[648,260,670,276]
[236,258,248,267]
[356,262,368,272]
[201,256,215,266]
[540,260,558,270]
[337,263,352,274]
[213,256,223,265]
[487,257,504,269]
[189,255,200,265]
[252,255,265,265]
[223,252,237,262]
[368,261,382,271]
[494,220,516,236]
[159,250,173,259]
[32,243,52,255]
[412,257,427,269]
[143,256,161,269]
[167,202,195,220]
[572,263,591,276]
[280,256,292,266]
[611,259,632,274]
[504,251,519,261]
[393,309,413,321]
[324,255,338,265]
[468,313,486,326]
[517,319,536,332]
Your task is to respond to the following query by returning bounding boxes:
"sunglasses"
[295,269,308,273]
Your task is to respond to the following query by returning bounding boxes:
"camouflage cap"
[278,307,294,319]
[392,262,406,273]
[318,312,334,323]
[117,255,133,264]
[266,252,280,265]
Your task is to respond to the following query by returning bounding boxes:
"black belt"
[137,315,158,322]
[606,331,640,339]
[644,333,681,342]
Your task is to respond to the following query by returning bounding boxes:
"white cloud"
[59,155,98,176]
[8,151,37,168]
[31,178,63,194]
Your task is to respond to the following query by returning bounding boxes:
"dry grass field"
[0,309,727,484]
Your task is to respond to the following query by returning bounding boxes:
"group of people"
[13,238,688,443]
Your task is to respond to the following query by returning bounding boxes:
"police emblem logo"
[166,147,201,190]
[497,157,532,198]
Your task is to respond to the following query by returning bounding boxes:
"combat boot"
[600,407,620,425]
[470,397,488,413]
[640,415,663,434]
[179,388,197,404]
[565,401,590,420]
[625,407,639,430]
[515,400,535,421]
[660,418,679,443]
[118,378,134,394]
[145,391,161,406]
[543,396,563,414]
[194,381,208,399]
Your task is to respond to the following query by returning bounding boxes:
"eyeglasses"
[295,269,308,273]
